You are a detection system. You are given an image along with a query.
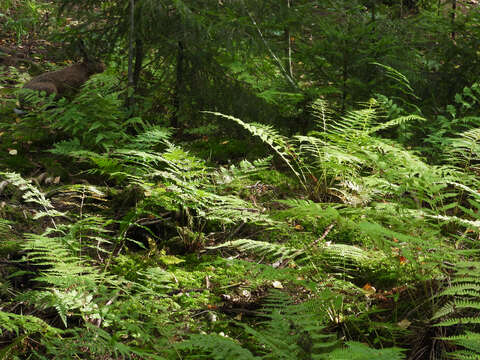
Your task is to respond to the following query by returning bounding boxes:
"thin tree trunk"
[451,0,457,39]
[127,0,135,108]
[341,53,347,114]
[246,9,297,89]
[371,0,376,23]
[285,0,293,79]
[172,41,184,130]
[133,39,144,92]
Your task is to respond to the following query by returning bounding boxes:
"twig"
[312,222,336,247]
[244,6,298,90]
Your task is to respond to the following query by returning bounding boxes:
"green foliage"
[423,82,480,162]
[39,324,167,360]
[179,290,405,359]
[178,334,257,360]
[208,238,306,262]
[0,173,177,358]
[6,2,480,359]
[0,0,49,42]
[0,311,58,337]
[50,72,142,150]
[205,111,309,190]
[325,341,405,360]
[0,311,60,359]
[433,261,480,359]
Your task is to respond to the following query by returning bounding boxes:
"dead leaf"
[397,319,411,329]
[241,289,251,297]
[272,281,283,289]
[207,312,217,322]
[362,283,376,295]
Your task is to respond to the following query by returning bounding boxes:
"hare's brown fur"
[22,60,105,101]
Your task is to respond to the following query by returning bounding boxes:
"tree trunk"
[451,0,457,40]
[172,41,184,130]
[127,0,135,109]
[285,0,294,79]
[371,0,376,23]
[341,53,348,114]
[133,39,144,92]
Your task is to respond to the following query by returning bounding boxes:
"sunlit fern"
[178,289,404,359]
[433,261,480,359]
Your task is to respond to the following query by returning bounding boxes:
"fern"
[325,341,405,360]
[446,127,480,172]
[128,125,173,149]
[433,261,480,359]
[0,311,60,360]
[0,218,13,238]
[372,62,420,100]
[39,324,167,360]
[204,111,309,190]
[0,310,59,336]
[0,172,55,213]
[179,290,405,359]
[111,144,273,227]
[208,239,306,262]
[367,114,425,134]
[177,334,257,360]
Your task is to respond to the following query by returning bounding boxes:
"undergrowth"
[2,65,480,359]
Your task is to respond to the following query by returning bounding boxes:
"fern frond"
[442,331,480,354]
[0,310,59,336]
[312,98,334,132]
[0,218,12,237]
[367,114,425,134]
[435,316,480,327]
[274,200,339,221]
[177,334,257,360]
[208,239,305,262]
[433,260,480,357]
[325,341,405,360]
[372,62,419,99]
[433,300,480,320]
[129,126,172,148]
[204,111,308,189]
[0,172,54,211]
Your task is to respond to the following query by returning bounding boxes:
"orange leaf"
[362,283,376,294]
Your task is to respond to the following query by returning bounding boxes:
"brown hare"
[22,59,105,99]
[16,42,105,113]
